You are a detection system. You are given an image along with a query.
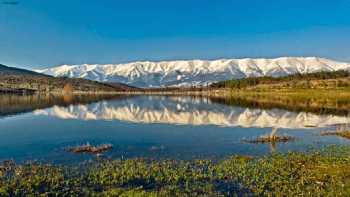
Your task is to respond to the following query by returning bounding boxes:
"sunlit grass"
[1,146,350,196]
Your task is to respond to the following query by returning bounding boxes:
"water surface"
[0,94,349,163]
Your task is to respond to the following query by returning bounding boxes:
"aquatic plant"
[243,135,296,144]
[1,146,350,196]
[243,128,296,145]
[67,143,113,154]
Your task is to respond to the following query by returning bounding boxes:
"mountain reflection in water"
[32,96,350,129]
[1,94,350,162]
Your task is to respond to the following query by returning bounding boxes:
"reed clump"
[243,135,296,143]
[67,143,113,154]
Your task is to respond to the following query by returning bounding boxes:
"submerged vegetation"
[1,147,350,196]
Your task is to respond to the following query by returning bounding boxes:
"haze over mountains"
[36,57,350,88]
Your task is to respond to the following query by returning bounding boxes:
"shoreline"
[1,146,350,196]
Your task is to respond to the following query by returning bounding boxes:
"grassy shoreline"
[1,146,350,196]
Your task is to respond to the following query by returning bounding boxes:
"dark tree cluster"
[211,70,350,89]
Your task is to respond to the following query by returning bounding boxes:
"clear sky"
[1,0,350,69]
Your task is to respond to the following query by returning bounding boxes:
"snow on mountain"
[35,57,350,87]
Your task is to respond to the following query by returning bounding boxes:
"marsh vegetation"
[1,146,350,196]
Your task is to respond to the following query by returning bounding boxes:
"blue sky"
[1,0,350,68]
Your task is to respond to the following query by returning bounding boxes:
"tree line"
[211,70,350,89]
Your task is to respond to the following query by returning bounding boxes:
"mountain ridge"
[0,64,47,76]
[35,57,350,88]
[0,63,137,93]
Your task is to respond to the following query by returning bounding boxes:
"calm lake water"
[0,94,349,163]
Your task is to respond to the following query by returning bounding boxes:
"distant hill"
[0,64,45,76]
[211,70,350,90]
[0,64,137,94]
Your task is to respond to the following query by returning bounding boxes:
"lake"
[0,94,349,163]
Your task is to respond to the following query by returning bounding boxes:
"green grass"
[2,146,350,196]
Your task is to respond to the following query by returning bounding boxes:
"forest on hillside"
[211,70,350,89]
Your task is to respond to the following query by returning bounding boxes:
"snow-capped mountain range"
[35,57,350,87]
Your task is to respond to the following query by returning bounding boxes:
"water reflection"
[0,94,128,118]
[33,96,350,129]
[1,94,350,162]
